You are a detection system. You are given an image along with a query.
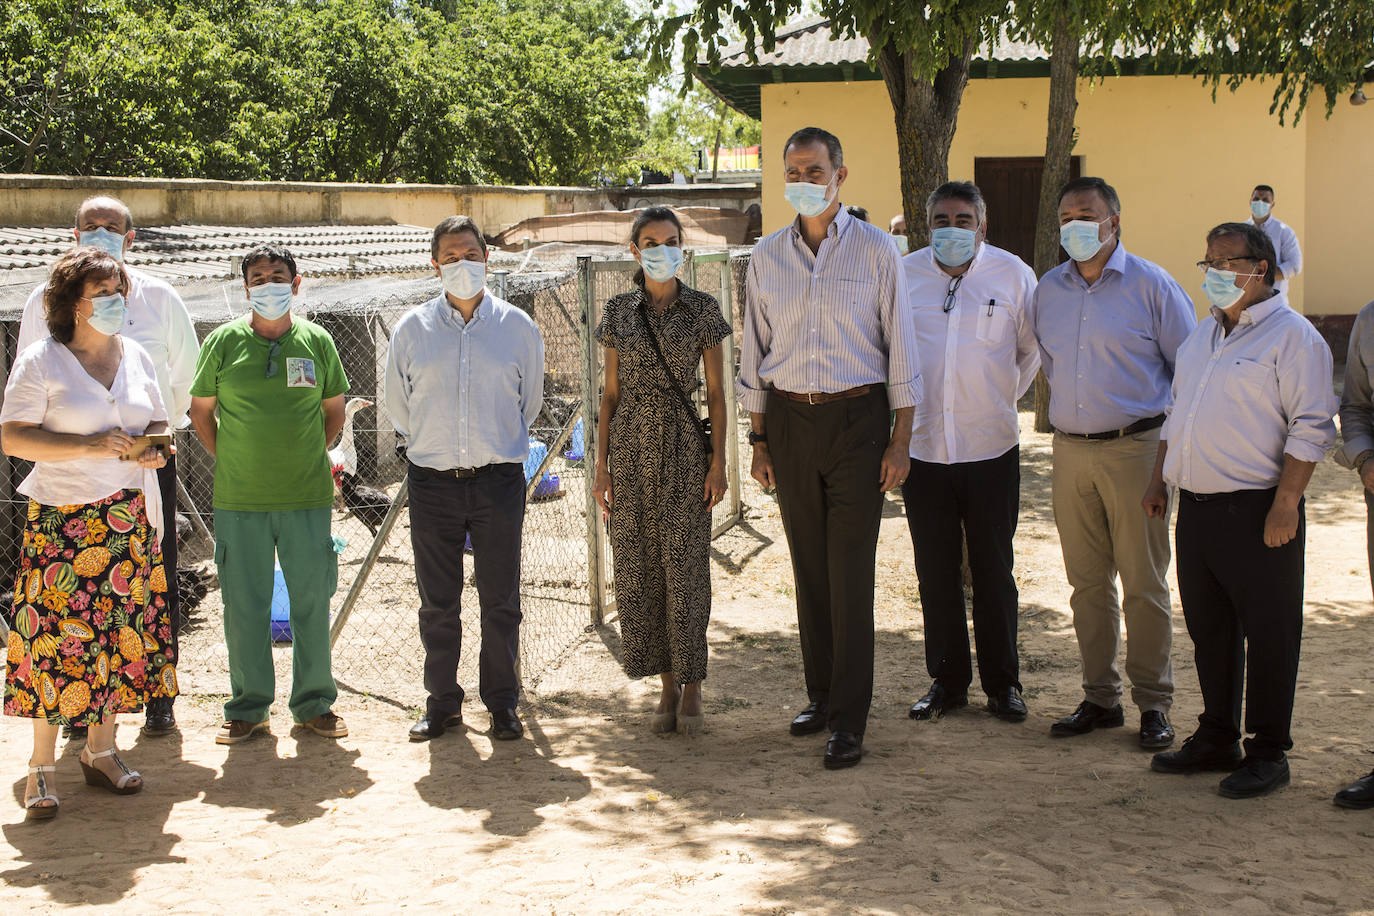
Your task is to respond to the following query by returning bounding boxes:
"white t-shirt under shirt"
[1,337,168,537]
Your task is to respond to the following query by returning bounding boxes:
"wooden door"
[973,156,1082,266]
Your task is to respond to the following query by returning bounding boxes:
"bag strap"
[638,297,710,455]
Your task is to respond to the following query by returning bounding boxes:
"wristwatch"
[747,430,768,446]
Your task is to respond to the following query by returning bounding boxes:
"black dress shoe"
[789,700,829,736]
[490,708,524,741]
[1218,755,1290,799]
[409,713,463,742]
[1334,770,1374,809]
[1139,710,1175,749]
[1150,732,1243,773]
[1050,700,1124,736]
[142,698,177,737]
[908,684,968,720]
[823,731,864,770]
[986,686,1027,722]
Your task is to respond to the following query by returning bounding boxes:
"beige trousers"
[1051,430,1174,712]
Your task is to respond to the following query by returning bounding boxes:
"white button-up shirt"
[19,266,199,427]
[739,206,922,412]
[1246,215,1302,293]
[904,243,1039,464]
[1162,291,1336,494]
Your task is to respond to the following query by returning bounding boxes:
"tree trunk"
[1031,9,1081,434]
[22,12,80,174]
[873,36,975,252]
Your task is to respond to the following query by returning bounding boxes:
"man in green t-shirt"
[189,244,350,745]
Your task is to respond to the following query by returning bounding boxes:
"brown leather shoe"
[301,712,348,738]
[215,719,270,745]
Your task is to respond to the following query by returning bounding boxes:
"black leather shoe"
[491,709,524,741]
[908,684,968,720]
[142,698,177,737]
[1150,732,1243,773]
[409,713,463,742]
[1139,710,1175,749]
[790,701,829,736]
[1050,700,1124,736]
[1334,770,1374,809]
[823,731,864,770]
[1218,756,1290,799]
[986,686,1027,722]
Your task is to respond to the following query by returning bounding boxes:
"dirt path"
[4,416,1374,914]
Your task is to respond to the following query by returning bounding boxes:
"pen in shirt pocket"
[987,299,995,316]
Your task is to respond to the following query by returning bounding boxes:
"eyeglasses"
[266,339,281,379]
[942,274,964,313]
[1196,257,1258,273]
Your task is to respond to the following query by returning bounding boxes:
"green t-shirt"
[190,316,349,511]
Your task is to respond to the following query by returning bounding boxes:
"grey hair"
[75,195,134,233]
[925,181,986,225]
[783,127,843,168]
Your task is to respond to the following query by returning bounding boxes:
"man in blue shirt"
[385,216,545,743]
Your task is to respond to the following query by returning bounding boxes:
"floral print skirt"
[5,489,178,724]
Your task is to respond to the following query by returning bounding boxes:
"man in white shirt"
[901,182,1039,725]
[17,196,200,738]
[1246,185,1302,294]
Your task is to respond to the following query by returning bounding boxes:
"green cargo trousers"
[213,507,339,723]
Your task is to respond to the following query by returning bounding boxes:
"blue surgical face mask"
[1201,267,1257,310]
[1060,218,1110,262]
[78,227,128,262]
[85,293,126,336]
[1250,199,1271,220]
[892,234,910,256]
[440,259,486,300]
[784,177,835,218]
[930,227,978,267]
[638,244,683,283]
[248,281,294,320]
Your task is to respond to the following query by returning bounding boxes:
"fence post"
[492,268,510,300]
[576,256,606,625]
[720,256,741,527]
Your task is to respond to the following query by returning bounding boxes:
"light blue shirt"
[1246,214,1302,293]
[1031,241,1197,435]
[1162,291,1336,493]
[385,292,544,470]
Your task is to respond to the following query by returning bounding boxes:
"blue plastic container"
[563,418,585,461]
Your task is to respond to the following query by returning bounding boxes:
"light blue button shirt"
[1246,214,1302,293]
[385,292,545,470]
[1031,241,1197,435]
[1162,291,1336,493]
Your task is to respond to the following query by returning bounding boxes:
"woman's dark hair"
[44,248,127,343]
[629,206,683,286]
[1207,221,1278,286]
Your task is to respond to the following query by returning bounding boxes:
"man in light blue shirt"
[1246,184,1302,294]
[1031,176,1196,750]
[385,215,544,744]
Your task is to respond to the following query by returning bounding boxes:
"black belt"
[411,462,506,478]
[1055,414,1165,441]
[1181,487,1277,503]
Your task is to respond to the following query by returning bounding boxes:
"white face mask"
[440,259,486,300]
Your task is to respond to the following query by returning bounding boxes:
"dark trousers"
[408,462,525,716]
[901,446,1021,696]
[1176,488,1304,760]
[1365,490,1374,602]
[154,454,180,710]
[766,387,889,735]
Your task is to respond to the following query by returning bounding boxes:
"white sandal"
[24,764,59,821]
[80,746,143,795]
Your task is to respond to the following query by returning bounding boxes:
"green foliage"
[641,81,762,175]
[0,0,651,184]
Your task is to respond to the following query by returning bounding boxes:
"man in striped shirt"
[739,126,922,770]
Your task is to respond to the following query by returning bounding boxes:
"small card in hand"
[119,433,173,461]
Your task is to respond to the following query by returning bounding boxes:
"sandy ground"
[4,413,1374,914]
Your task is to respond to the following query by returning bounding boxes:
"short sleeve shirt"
[190,317,348,511]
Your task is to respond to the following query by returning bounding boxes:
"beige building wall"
[759,74,1373,317]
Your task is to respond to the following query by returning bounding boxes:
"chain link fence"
[1,250,752,710]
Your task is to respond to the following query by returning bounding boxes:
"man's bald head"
[75,196,134,233]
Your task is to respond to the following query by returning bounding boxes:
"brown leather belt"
[772,384,874,405]
[1054,414,1165,441]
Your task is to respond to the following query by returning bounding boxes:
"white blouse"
[1,337,168,537]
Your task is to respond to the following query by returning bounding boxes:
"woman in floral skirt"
[1,247,176,820]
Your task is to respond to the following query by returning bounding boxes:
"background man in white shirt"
[17,196,199,739]
[900,181,1039,726]
[1246,184,1302,294]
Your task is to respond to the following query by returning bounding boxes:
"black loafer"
[142,698,177,737]
[491,708,524,741]
[986,686,1027,722]
[823,731,864,770]
[1218,756,1290,799]
[1150,733,1243,773]
[790,700,829,736]
[1334,770,1374,809]
[1050,700,1124,737]
[409,713,463,742]
[1139,710,1175,749]
[909,683,968,720]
